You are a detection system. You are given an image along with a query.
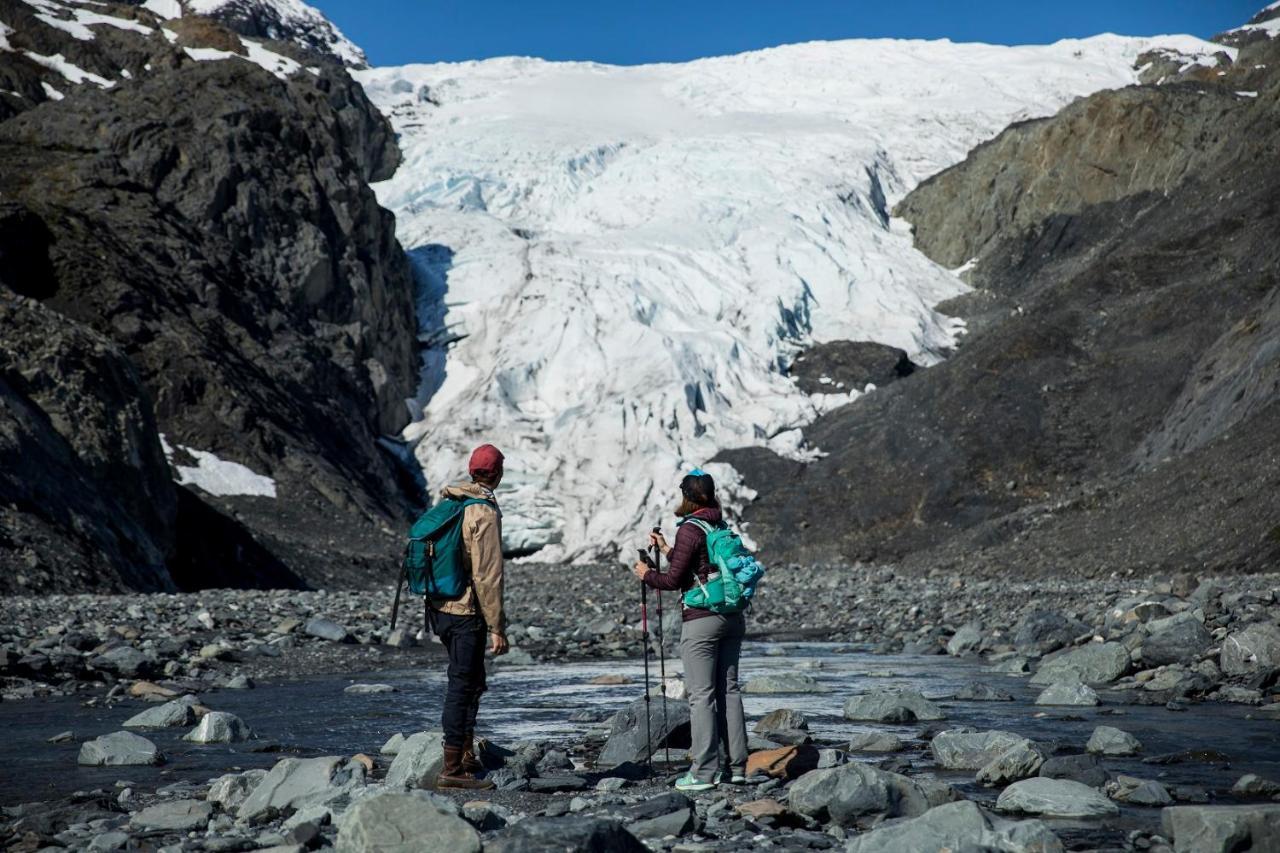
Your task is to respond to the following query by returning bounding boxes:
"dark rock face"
[0,6,418,591]
[724,39,1280,577]
[789,341,916,394]
[186,0,369,67]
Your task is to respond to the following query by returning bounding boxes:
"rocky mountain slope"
[0,0,417,593]
[725,16,1280,577]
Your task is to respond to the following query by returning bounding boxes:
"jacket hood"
[684,506,723,524]
[441,481,497,502]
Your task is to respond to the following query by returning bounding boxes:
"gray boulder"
[384,732,446,789]
[946,622,984,657]
[304,618,352,643]
[1220,623,1280,676]
[78,731,162,766]
[207,769,268,811]
[485,816,647,853]
[380,733,405,756]
[1161,804,1280,853]
[1143,613,1213,666]
[616,793,698,839]
[845,800,1064,853]
[1013,611,1089,657]
[952,682,1015,701]
[336,790,479,853]
[344,683,396,695]
[976,741,1050,786]
[123,698,196,728]
[754,708,809,736]
[742,673,828,693]
[788,762,950,827]
[238,756,345,821]
[1232,773,1280,797]
[847,732,905,753]
[1030,642,1130,686]
[1086,725,1141,756]
[598,696,690,767]
[931,729,1031,770]
[996,778,1119,818]
[1109,775,1173,806]
[130,799,213,832]
[1034,681,1100,706]
[842,689,946,722]
[184,711,253,743]
[90,646,152,678]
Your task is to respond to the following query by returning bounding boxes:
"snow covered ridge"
[181,0,366,67]
[355,33,1223,562]
[160,436,278,498]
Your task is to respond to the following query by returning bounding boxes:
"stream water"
[4,643,1278,837]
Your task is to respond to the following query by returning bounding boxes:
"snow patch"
[160,435,278,498]
[143,0,182,19]
[0,20,13,51]
[186,0,365,66]
[23,50,113,86]
[183,38,303,79]
[40,80,63,100]
[357,32,1225,562]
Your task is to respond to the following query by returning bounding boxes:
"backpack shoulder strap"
[679,517,712,533]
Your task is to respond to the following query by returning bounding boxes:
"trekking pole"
[640,577,654,778]
[390,556,408,632]
[652,525,670,769]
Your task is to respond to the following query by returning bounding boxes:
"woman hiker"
[632,469,749,792]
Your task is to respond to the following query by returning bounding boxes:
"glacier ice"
[354,33,1223,562]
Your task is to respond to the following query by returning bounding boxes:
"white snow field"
[355,34,1222,560]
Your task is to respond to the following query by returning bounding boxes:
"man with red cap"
[433,443,508,789]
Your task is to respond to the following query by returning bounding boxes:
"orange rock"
[588,674,632,685]
[745,744,820,779]
[351,753,375,772]
[128,681,177,700]
[737,799,787,819]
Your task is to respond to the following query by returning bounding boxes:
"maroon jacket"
[643,506,722,622]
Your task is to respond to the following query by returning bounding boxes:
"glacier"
[354,33,1222,562]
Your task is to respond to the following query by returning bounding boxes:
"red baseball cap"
[468,444,505,477]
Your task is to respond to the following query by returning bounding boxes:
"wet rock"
[238,756,345,821]
[742,673,828,693]
[47,730,74,743]
[847,732,904,753]
[616,793,698,839]
[754,708,808,737]
[128,681,178,700]
[1160,804,1280,853]
[1040,754,1108,788]
[1086,725,1142,756]
[337,790,477,853]
[1013,611,1089,657]
[130,799,213,832]
[1030,643,1130,686]
[184,710,253,743]
[976,741,1049,786]
[745,744,820,779]
[485,816,647,853]
[991,656,1032,675]
[78,731,162,766]
[207,769,268,811]
[1034,681,1100,706]
[845,800,1064,853]
[952,682,1015,701]
[1143,614,1213,667]
[225,674,254,689]
[1109,775,1173,806]
[1231,773,1280,797]
[90,646,152,678]
[122,698,197,728]
[597,696,690,767]
[344,683,397,695]
[587,673,631,685]
[380,733,405,755]
[1220,623,1280,676]
[931,729,1032,770]
[996,778,1118,818]
[385,732,446,789]
[304,618,352,643]
[789,762,948,827]
[843,689,946,722]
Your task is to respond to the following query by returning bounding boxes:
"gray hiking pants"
[681,612,748,782]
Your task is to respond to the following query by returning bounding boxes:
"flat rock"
[742,673,828,693]
[131,799,213,832]
[754,708,808,736]
[745,744,820,779]
[344,683,397,695]
[1013,610,1089,657]
[484,816,647,853]
[90,646,152,677]
[845,800,1064,853]
[1040,754,1110,788]
[847,732,904,753]
[1109,774,1173,806]
[976,741,1049,786]
[336,790,478,853]
[78,731,162,766]
[385,732,445,789]
[843,689,946,722]
[207,769,268,810]
[996,777,1119,818]
[1087,725,1141,756]
[123,698,195,728]
[1232,773,1280,797]
[617,792,697,839]
[304,617,352,643]
[1030,643,1130,686]
[1035,681,1100,706]
[1161,804,1280,853]
[931,729,1032,770]
[238,756,344,821]
[597,696,690,767]
[788,762,950,827]
[184,711,253,743]
[952,682,1015,701]
[737,799,787,819]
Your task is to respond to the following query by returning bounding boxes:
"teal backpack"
[390,494,494,630]
[679,518,765,614]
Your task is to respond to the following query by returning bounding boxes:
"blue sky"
[314,0,1258,67]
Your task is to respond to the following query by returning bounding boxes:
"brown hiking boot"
[461,737,483,774]
[437,745,494,790]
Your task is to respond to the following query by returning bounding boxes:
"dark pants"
[433,611,487,749]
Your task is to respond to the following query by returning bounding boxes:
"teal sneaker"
[674,773,715,792]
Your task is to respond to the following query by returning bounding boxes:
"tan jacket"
[430,481,505,636]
